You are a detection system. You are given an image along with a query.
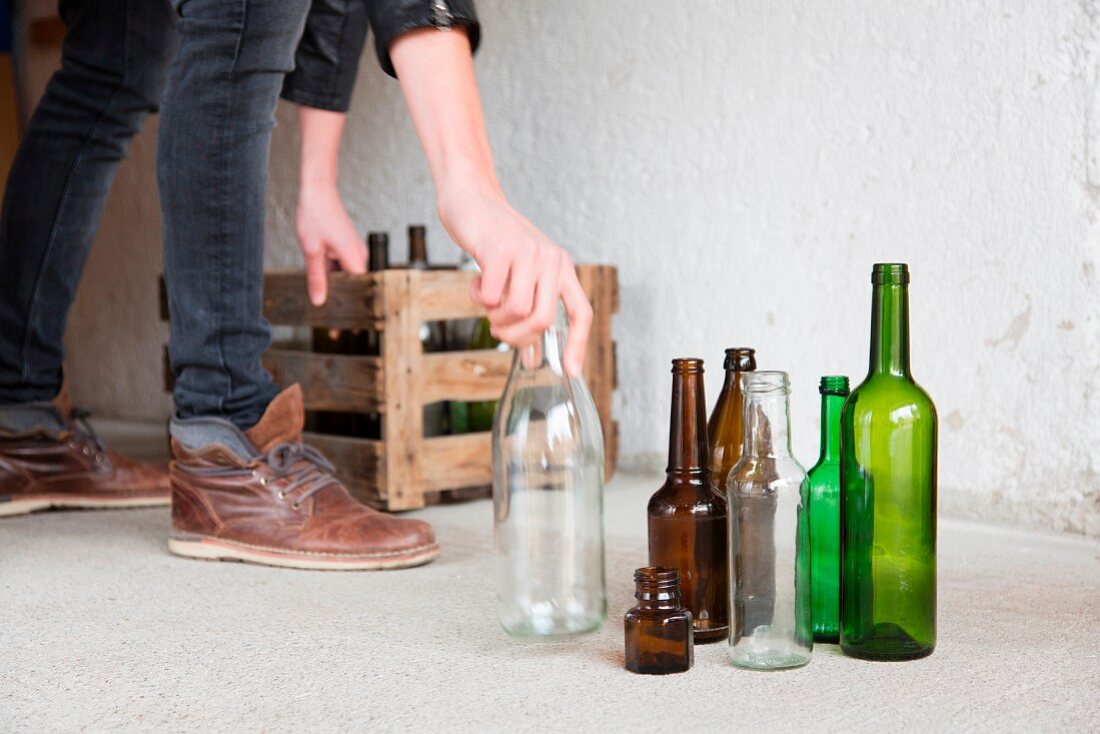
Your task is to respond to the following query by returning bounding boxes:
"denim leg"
[159,0,309,429]
[0,0,178,404]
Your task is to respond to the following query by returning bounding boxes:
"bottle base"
[500,614,606,638]
[729,650,811,671]
[812,632,840,644]
[841,623,934,661]
[693,626,729,644]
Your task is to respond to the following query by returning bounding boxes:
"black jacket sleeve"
[365,0,480,78]
[282,0,480,112]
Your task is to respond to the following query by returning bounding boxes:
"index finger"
[559,263,593,377]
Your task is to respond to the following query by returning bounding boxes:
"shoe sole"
[168,535,441,571]
[0,494,169,518]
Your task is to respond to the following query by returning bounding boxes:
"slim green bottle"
[840,263,937,661]
[807,375,849,643]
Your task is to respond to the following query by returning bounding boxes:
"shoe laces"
[187,440,339,508]
[70,406,109,459]
[262,441,338,504]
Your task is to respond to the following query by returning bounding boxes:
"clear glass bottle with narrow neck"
[727,370,812,669]
[492,307,606,636]
[649,359,728,643]
[840,263,937,661]
[807,375,849,643]
[708,347,757,493]
[624,567,694,674]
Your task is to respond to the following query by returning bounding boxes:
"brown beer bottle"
[624,567,694,674]
[708,347,756,493]
[648,358,729,643]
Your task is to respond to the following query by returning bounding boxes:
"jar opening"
[742,370,789,396]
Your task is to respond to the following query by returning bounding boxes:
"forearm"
[298,106,348,191]
[390,27,502,204]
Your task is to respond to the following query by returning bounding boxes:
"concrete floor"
[2,435,1099,732]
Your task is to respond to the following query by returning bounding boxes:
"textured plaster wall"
[37,1,1100,535]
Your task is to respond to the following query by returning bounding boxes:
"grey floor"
[2,427,1098,732]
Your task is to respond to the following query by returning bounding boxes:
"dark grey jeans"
[0,0,309,428]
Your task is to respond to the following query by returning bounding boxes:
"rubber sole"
[168,535,441,571]
[0,494,169,518]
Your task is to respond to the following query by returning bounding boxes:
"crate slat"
[420,349,512,404]
[381,271,423,510]
[263,271,384,328]
[421,432,493,492]
[418,270,482,321]
[263,349,383,413]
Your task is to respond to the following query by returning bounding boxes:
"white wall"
[48,1,1100,534]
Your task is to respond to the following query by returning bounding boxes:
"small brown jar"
[624,567,694,675]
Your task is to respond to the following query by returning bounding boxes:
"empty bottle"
[708,347,757,493]
[649,359,728,643]
[727,370,812,670]
[624,567,694,675]
[807,375,849,643]
[840,263,937,661]
[492,307,606,636]
[407,225,449,436]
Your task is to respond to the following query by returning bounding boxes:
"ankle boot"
[0,387,170,517]
[168,385,439,570]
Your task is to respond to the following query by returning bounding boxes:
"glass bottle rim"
[741,370,790,396]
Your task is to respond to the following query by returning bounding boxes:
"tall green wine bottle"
[840,263,937,661]
[807,375,848,643]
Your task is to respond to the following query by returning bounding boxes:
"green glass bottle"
[807,375,849,643]
[840,263,937,661]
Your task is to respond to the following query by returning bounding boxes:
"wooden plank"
[419,349,512,405]
[303,432,383,499]
[263,271,383,328]
[417,270,483,322]
[577,265,618,479]
[420,432,492,492]
[380,270,424,510]
[263,349,383,413]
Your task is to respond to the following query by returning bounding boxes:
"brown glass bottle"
[624,567,694,674]
[407,225,449,435]
[708,348,756,494]
[648,358,729,643]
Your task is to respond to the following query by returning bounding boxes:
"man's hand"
[439,187,592,376]
[296,182,366,306]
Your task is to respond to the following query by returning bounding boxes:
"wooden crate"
[162,265,619,511]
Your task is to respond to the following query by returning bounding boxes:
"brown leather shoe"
[0,387,170,517]
[168,385,439,570]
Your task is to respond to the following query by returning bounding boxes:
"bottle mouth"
[872,263,910,285]
[819,375,850,396]
[671,358,704,374]
[723,347,756,372]
[634,566,681,590]
[742,370,789,396]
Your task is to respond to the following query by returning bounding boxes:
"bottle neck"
[741,389,794,459]
[818,392,845,463]
[517,307,566,375]
[667,369,709,476]
[870,283,910,376]
[633,568,683,611]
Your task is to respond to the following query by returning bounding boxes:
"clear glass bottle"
[492,308,607,636]
[840,263,936,661]
[624,567,694,674]
[727,371,812,670]
[807,375,849,643]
